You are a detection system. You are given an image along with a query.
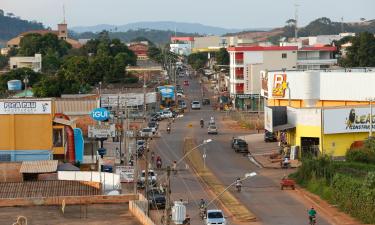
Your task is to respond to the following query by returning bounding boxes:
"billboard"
[264,107,273,132]
[271,74,287,98]
[158,86,175,99]
[0,100,51,114]
[88,124,116,138]
[100,92,157,108]
[324,107,375,134]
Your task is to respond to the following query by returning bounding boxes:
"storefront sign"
[0,100,51,114]
[88,124,116,138]
[261,70,268,97]
[116,166,134,183]
[324,107,375,134]
[264,106,273,132]
[272,74,287,98]
[236,94,259,99]
[90,108,109,121]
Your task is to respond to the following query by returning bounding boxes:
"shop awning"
[273,124,295,132]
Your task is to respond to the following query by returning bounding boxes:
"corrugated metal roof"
[55,99,98,116]
[0,180,101,198]
[20,160,58,173]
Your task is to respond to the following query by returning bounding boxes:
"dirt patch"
[183,138,256,223]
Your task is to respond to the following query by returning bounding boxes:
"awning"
[20,160,58,173]
[273,124,295,132]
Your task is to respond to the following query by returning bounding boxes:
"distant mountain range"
[71,21,269,35]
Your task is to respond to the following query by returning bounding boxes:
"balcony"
[297,58,337,65]
[235,59,244,65]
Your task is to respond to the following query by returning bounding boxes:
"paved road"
[151,75,331,225]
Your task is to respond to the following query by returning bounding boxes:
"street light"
[206,172,257,207]
[176,139,212,165]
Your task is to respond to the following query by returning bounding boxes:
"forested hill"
[0,10,44,42]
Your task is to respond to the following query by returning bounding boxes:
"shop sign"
[116,166,134,183]
[88,124,116,138]
[261,70,268,97]
[264,106,273,132]
[324,107,375,134]
[272,74,287,98]
[0,100,51,114]
[91,108,109,121]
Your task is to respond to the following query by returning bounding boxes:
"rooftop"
[20,160,58,174]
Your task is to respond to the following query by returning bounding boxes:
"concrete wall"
[129,195,155,225]
[0,162,22,182]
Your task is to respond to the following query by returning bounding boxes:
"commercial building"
[228,45,338,110]
[170,37,194,56]
[262,68,375,157]
[9,53,42,72]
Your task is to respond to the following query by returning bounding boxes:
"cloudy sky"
[1,0,374,29]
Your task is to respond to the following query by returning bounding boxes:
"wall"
[323,132,368,156]
[58,171,121,191]
[129,194,155,225]
[0,162,22,182]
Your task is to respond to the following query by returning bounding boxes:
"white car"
[140,128,153,137]
[161,111,173,118]
[140,170,157,185]
[208,125,218,134]
[205,209,227,225]
[191,101,201,110]
[177,92,185,98]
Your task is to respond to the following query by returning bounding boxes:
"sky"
[1,0,374,29]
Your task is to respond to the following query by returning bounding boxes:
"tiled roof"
[20,160,58,173]
[227,46,298,51]
[0,180,101,198]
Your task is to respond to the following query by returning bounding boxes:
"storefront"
[235,94,263,111]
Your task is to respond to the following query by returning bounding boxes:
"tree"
[0,68,42,94]
[33,76,62,97]
[286,19,296,27]
[340,32,375,67]
[188,52,208,70]
[215,48,229,66]
[0,55,8,69]
[42,50,61,74]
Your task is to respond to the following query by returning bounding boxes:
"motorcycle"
[156,160,162,169]
[167,126,171,134]
[200,120,204,128]
[236,183,242,192]
[309,216,316,225]
[199,206,206,220]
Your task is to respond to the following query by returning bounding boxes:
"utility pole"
[144,138,150,216]
[294,3,299,40]
[164,166,171,225]
[370,99,373,137]
[143,72,147,121]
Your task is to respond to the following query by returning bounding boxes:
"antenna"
[63,4,66,23]
[294,2,299,40]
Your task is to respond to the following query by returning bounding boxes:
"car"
[148,121,158,133]
[147,188,166,209]
[231,138,242,149]
[208,125,218,134]
[140,128,153,137]
[191,101,201,110]
[177,88,184,94]
[202,98,210,105]
[136,140,146,150]
[233,139,249,153]
[179,101,187,109]
[177,92,185,98]
[150,113,162,121]
[138,170,157,188]
[161,110,173,119]
[205,209,227,225]
[264,130,277,142]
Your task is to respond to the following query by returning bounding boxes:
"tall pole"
[294,3,299,40]
[370,99,373,137]
[143,73,147,121]
[144,138,150,215]
[164,166,171,225]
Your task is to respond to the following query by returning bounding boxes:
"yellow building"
[263,69,375,157]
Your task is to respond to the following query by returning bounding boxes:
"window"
[282,53,287,59]
[53,128,63,147]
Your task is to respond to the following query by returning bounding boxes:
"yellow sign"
[272,74,287,98]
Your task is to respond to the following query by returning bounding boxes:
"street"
[149,75,331,225]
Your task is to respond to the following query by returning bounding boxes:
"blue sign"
[73,128,84,163]
[91,108,109,121]
[158,86,175,99]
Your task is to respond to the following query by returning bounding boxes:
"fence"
[129,194,155,225]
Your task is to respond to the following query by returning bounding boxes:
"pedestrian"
[172,160,177,175]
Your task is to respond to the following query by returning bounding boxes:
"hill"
[72,29,200,45]
[0,10,44,45]
[71,21,251,35]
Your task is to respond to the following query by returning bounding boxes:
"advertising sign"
[90,108,109,121]
[100,92,157,108]
[264,106,273,132]
[324,107,375,134]
[272,74,287,98]
[88,124,116,138]
[261,70,268,97]
[0,100,51,114]
[115,166,134,183]
[158,86,175,99]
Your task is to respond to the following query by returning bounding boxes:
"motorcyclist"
[199,199,207,219]
[172,160,177,174]
[308,206,317,224]
[167,125,171,134]
[235,177,242,191]
[200,118,204,128]
[156,156,162,168]
[199,199,206,208]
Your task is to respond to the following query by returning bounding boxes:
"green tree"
[42,50,61,74]
[60,56,90,84]
[0,68,42,94]
[215,48,229,66]
[341,32,375,67]
[33,76,62,97]
[0,55,8,69]
[188,52,208,70]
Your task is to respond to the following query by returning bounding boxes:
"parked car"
[136,140,146,150]
[205,209,227,225]
[148,121,158,133]
[147,188,166,209]
[208,125,218,134]
[264,130,277,142]
[161,110,173,119]
[177,92,185,98]
[233,139,249,153]
[179,101,187,109]
[191,101,201,110]
[150,113,162,121]
[202,98,210,105]
[138,170,157,188]
[140,128,153,137]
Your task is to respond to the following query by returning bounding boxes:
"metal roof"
[273,124,296,132]
[0,180,101,198]
[20,160,58,174]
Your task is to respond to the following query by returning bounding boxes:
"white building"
[169,37,194,56]
[9,54,42,72]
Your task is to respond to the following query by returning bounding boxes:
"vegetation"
[292,155,375,224]
[188,52,208,70]
[0,68,42,93]
[214,48,229,66]
[0,10,44,41]
[73,29,199,45]
[338,32,375,67]
[345,138,375,163]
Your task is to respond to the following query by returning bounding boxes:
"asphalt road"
[150,75,331,225]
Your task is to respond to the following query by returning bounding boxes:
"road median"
[183,137,256,223]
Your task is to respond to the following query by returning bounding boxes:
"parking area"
[0,204,140,225]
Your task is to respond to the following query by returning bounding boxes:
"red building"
[128,42,149,60]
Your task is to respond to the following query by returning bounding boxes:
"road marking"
[248,155,263,168]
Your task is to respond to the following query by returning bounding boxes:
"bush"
[346,148,375,164]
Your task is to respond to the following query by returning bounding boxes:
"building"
[7,22,81,49]
[9,53,42,72]
[128,42,149,60]
[262,68,375,157]
[170,37,194,56]
[192,36,229,53]
[228,45,338,110]
[228,46,298,110]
